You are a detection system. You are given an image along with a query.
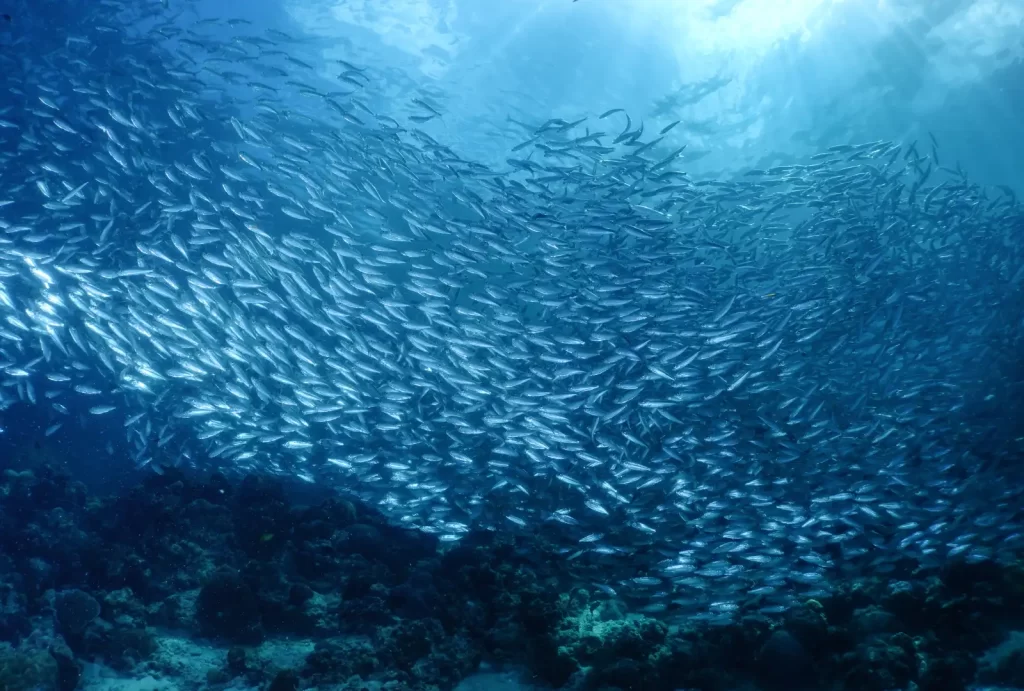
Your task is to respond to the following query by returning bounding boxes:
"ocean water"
[1,1,1023,690]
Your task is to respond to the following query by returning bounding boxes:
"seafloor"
[1,461,1024,691]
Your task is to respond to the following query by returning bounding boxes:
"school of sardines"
[1,0,1023,620]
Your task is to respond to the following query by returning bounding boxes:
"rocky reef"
[0,464,1022,691]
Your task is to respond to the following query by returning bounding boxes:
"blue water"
[1,0,1020,486]
[1,1,1024,690]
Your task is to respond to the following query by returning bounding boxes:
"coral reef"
[0,464,1021,690]
[0,643,59,690]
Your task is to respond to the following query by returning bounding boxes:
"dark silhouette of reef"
[0,464,1023,690]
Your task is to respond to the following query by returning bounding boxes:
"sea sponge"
[977,630,1024,687]
[0,643,59,690]
[54,588,100,635]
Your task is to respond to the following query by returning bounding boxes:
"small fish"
[0,4,1018,625]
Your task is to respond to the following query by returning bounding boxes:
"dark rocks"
[226,646,247,675]
[100,587,147,622]
[379,618,446,671]
[0,643,60,690]
[919,650,976,691]
[288,583,314,607]
[784,599,830,659]
[196,571,264,643]
[850,605,896,637]
[80,618,156,671]
[234,474,294,560]
[268,668,300,691]
[551,606,690,690]
[839,632,919,691]
[54,589,99,636]
[977,631,1024,688]
[49,641,81,691]
[0,581,31,645]
[339,594,393,630]
[2,465,1024,691]
[304,637,379,684]
[152,590,196,630]
[758,629,814,690]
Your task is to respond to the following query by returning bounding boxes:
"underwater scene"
[1,0,1024,689]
